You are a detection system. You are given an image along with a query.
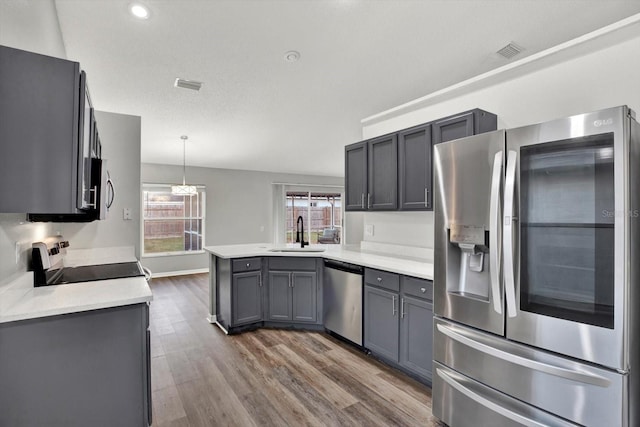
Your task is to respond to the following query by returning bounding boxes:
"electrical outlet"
[123,208,132,220]
[365,224,374,237]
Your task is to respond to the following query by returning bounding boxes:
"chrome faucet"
[296,215,308,248]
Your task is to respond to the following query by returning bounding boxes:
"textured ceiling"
[54,0,640,177]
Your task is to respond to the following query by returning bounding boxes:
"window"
[142,184,205,256]
[285,191,342,244]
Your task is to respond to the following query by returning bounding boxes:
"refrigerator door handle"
[435,368,576,427]
[503,150,518,318]
[436,323,611,387]
[489,151,503,314]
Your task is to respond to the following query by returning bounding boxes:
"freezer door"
[433,317,626,427]
[433,130,506,335]
[504,106,632,370]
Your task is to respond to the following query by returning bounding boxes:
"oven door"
[504,106,630,371]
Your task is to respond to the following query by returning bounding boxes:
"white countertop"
[204,243,433,280]
[0,246,153,324]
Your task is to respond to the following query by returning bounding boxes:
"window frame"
[141,183,206,258]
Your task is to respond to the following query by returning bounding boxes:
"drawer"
[232,257,262,272]
[268,257,317,271]
[402,276,433,300]
[364,268,399,292]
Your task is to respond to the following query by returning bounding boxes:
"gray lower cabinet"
[218,257,264,329]
[232,270,263,325]
[0,304,151,427]
[268,270,318,323]
[364,268,434,383]
[364,284,400,361]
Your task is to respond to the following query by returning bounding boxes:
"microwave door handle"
[489,151,503,314]
[106,174,115,209]
[503,150,518,318]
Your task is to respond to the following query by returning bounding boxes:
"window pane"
[142,186,205,255]
[285,191,341,244]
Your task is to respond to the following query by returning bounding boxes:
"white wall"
[358,31,640,250]
[58,111,142,257]
[141,163,342,275]
[0,0,64,281]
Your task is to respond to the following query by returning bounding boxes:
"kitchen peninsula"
[205,243,435,384]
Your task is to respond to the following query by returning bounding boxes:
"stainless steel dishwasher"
[323,259,364,346]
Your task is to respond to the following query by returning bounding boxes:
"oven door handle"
[437,323,611,387]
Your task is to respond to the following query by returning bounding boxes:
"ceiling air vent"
[496,42,522,59]
[174,78,203,91]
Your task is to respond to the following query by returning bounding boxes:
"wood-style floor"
[149,274,439,427]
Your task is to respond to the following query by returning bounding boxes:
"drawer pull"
[377,277,382,282]
[246,263,250,268]
[421,287,426,293]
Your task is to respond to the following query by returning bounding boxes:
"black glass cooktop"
[46,262,144,286]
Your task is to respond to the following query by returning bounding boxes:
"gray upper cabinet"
[345,141,368,211]
[344,108,496,212]
[0,45,95,214]
[398,123,432,210]
[432,109,497,145]
[232,271,263,326]
[368,134,398,210]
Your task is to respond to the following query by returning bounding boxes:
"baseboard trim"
[150,268,209,278]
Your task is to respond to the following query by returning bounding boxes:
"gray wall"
[141,163,342,275]
[58,111,142,257]
[0,0,63,281]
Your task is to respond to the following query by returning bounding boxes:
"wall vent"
[174,78,203,91]
[496,43,522,59]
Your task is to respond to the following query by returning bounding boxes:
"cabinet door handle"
[392,295,397,316]
[258,275,262,287]
[424,188,429,207]
[289,273,293,288]
[367,193,371,209]
[361,193,365,209]
[401,298,405,319]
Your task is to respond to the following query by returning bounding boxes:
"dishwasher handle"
[323,259,364,275]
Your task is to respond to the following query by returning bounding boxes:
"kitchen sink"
[268,247,326,253]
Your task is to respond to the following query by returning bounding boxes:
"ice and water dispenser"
[445,224,491,301]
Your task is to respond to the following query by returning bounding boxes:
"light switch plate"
[365,224,374,237]
[123,208,132,220]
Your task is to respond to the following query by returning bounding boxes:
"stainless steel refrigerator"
[432,105,640,427]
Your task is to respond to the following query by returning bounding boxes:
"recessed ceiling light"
[284,51,300,62]
[129,3,150,19]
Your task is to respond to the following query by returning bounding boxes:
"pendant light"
[171,135,197,196]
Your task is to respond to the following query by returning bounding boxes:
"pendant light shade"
[171,135,197,196]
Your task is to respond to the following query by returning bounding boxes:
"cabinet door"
[368,134,398,210]
[291,271,317,323]
[345,141,368,211]
[399,295,433,381]
[232,271,263,326]
[268,271,292,321]
[364,285,399,362]
[433,111,474,144]
[398,124,432,210]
